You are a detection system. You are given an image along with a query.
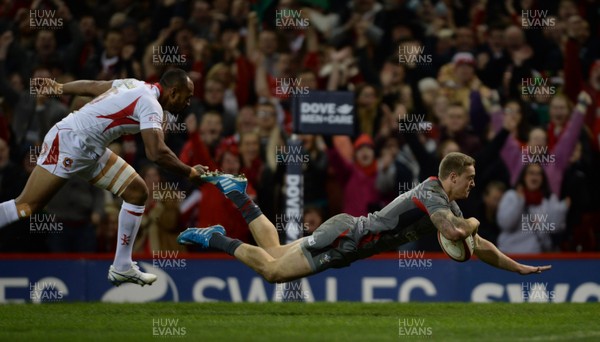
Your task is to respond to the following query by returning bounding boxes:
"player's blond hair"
[438,152,475,180]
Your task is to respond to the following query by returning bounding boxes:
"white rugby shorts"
[37,124,137,196]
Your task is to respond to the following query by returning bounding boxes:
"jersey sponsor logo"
[307,236,316,246]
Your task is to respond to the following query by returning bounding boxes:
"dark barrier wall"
[1,253,599,303]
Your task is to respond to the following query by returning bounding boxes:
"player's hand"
[467,217,480,228]
[189,165,208,184]
[518,264,552,275]
[192,164,208,175]
[466,217,480,236]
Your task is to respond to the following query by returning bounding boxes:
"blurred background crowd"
[0,0,598,254]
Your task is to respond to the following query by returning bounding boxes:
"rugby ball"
[437,231,475,262]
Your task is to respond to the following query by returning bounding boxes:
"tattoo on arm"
[430,210,452,232]
[430,209,468,240]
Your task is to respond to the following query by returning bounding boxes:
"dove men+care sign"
[292,91,355,135]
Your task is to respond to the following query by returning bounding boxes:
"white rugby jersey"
[58,78,164,155]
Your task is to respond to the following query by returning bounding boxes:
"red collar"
[154,82,163,97]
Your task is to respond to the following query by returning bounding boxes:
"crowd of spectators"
[0,0,598,254]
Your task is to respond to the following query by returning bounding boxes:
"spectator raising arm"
[245,12,259,59]
[545,91,591,196]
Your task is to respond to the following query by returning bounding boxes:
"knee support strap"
[90,153,137,196]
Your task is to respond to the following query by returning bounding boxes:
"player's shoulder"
[112,78,144,90]
[421,177,461,216]
[113,79,161,107]
[449,201,462,217]
[420,177,446,195]
[417,176,452,208]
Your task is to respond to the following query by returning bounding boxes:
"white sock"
[0,200,20,228]
[113,201,145,272]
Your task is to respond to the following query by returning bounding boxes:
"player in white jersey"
[0,68,207,286]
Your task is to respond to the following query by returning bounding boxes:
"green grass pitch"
[0,302,598,341]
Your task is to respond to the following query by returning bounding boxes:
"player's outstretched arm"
[141,128,208,183]
[430,209,479,241]
[473,234,551,275]
[62,80,113,96]
[32,78,113,97]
